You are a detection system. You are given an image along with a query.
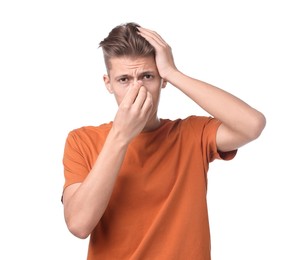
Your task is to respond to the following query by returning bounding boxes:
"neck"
[142,115,161,132]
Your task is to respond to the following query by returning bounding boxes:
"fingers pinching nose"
[131,80,142,90]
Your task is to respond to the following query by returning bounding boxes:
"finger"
[121,82,141,106]
[138,27,167,45]
[133,86,148,109]
[141,91,153,115]
[137,27,167,48]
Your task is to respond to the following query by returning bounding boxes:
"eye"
[143,74,153,80]
[118,77,128,84]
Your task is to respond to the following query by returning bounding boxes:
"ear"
[161,79,167,89]
[103,74,113,94]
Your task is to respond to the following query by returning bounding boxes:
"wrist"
[108,126,131,148]
[164,69,184,86]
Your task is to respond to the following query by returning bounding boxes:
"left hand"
[138,27,177,80]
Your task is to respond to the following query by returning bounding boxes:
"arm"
[166,72,266,151]
[63,84,153,239]
[138,27,266,152]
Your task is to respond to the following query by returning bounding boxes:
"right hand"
[111,82,153,144]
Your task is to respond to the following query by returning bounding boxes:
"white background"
[0,0,297,259]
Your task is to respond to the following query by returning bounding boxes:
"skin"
[103,55,167,134]
[62,27,266,239]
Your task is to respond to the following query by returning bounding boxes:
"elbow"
[66,219,91,239]
[248,112,266,140]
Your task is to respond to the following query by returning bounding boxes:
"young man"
[62,22,266,259]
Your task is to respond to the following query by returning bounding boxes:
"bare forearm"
[168,70,266,139]
[137,26,265,143]
[64,84,153,239]
[64,128,129,238]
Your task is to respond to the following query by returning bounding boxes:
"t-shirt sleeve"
[188,116,237,163]
[62,130,90,191]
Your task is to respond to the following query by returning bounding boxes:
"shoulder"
[66,122,113,144]
[69,122,112,135]
[158,116,221,141]
[163,116,220,131]
[185,115,219,125]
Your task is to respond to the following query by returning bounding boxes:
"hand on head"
[137,27,177,80]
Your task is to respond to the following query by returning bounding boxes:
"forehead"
[108,56,157,75]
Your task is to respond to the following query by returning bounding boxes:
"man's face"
[103,55,166,118]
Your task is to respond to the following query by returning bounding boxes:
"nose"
[129,79,145,88]
[136,79,144,86]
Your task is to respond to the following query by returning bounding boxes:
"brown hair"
[99,22,155,71]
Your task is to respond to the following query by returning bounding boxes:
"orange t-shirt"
[62,116,236,260]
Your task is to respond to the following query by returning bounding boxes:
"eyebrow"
[114,71,156,80]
